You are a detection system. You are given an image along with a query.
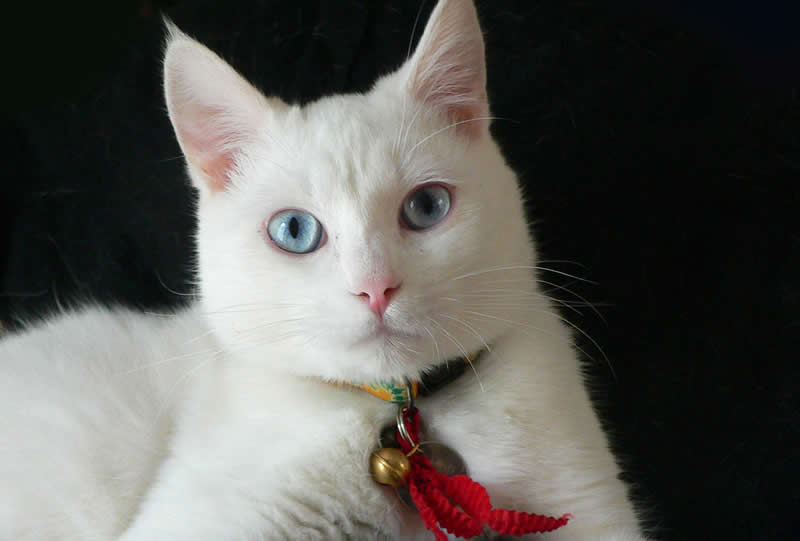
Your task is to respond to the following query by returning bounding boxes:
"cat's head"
[164,0,538,383]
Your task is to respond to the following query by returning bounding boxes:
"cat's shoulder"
[0,302,210,367]
[3,302,192,339]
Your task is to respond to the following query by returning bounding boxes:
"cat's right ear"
[163,22,284,196]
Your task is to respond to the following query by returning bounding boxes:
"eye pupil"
[418,192,435,215]
[289,217,300,238]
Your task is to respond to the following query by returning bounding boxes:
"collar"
[352,349,486,404]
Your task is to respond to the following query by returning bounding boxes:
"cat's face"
[165,0,537,383]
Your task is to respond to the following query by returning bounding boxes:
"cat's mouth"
[356,320,420,345]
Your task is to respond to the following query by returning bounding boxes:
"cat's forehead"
[304,96,400,194]
[268,93,459,204]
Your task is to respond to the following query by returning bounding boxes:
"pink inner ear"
[196,152,235,192]
[411,67,488,137]
[180,108,240,192]
[431,78,487,137]
[451,106,486,138]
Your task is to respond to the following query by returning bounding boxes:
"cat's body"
[1,305,639,540]
[0,1,646,539]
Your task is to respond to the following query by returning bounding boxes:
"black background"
[2,1,799,539]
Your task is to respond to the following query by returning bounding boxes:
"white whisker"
[422,324,441,365]
[462,309,601,369]
[154,352,222,423]
[427,316,484,393]
[440,314,492,357]
[113,347,217,376]
[233,317,306,336]
[155,270,196,298]
[537,279,606,322]
[404,116,502,159]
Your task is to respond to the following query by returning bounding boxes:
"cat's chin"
[327,329,428,382]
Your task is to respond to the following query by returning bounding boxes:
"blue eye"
[267,210,323,254]
[401,184,451,230]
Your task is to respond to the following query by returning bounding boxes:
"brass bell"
[370,447,411,488]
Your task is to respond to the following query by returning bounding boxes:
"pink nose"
[354,280,401,317]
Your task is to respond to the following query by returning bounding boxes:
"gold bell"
[369,447,411,488]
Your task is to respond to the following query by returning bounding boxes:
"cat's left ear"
[163,23,285,195]
[401,0,489,138]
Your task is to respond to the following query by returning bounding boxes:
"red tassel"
[397,408,571,540]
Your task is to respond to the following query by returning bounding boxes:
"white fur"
[0,1,647,539]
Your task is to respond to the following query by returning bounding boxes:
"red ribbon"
[397,408,571,541]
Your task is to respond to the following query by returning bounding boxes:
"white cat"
[0,1,647,539]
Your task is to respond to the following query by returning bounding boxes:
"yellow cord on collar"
[353,380,419,404]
